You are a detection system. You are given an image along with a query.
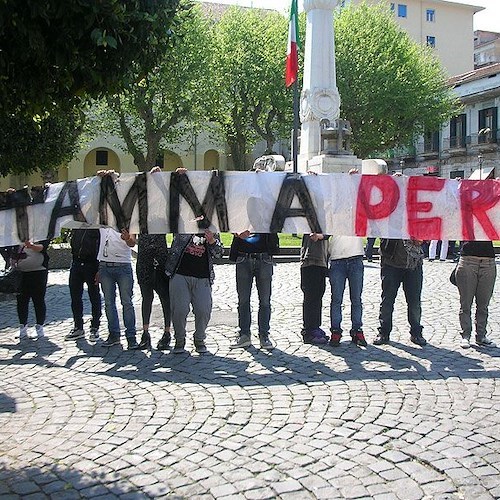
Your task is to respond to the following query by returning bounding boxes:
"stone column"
[298,0,340,171]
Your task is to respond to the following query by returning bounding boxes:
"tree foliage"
[0,0,188,115]
[209,7,292,170]
[0,0,190,178]
[91,6,211,172]
[334,4,459,158]
[0,107,83,177]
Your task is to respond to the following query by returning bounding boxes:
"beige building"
[346,0,482,76]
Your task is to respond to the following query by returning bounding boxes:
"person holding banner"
[328,235,367,347]
[229,232,280,350]
[374,239,427,347]
[136,233,171,351]
[165,231,223,354]
[300,233,330,345]
[65,229,101,342]
[98,227,138,349]
[455,241,497,349]
[14,239,51,341]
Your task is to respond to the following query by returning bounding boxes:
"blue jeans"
[329,256,364,332]
[379,263,423,337]
[236,254,273,336]
[99,262,136,339]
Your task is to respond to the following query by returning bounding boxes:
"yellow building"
[346,0,482,76]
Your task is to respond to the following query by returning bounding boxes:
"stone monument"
[297,0,361,173]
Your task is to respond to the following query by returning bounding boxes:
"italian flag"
[285,0,299,87]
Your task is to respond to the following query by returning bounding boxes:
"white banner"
[0,171,499,246]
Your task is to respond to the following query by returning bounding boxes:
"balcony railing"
[443,136,466,150]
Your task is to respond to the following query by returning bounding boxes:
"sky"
[198,0,500,32]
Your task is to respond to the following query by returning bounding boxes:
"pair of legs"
[378,263,423,340]
[429,240,448,261]
[236,256,273,338]
[99,263,136,342]
[169,274,212,349]
[139,273,171,332]
[329,257,364,333]
[17,270,48,327]
[456,256,496,342]
[69,260,101,331]
[301,265,327,331]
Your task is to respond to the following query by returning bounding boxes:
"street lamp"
[399,159,405,176]
[478,154,483,180]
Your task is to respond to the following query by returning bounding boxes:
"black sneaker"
[410,334,427,347]
[157,332,171,350]
[259,335,274,350]
[102,336,120,347]
[373,333,390,345]
[127,338,140,350]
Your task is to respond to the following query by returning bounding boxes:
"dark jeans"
[236,254,273,336]
[301,265,327,331]
[69,260,101,330]
[139,271,171,328]
[17,270,48,325]
[379,263,423,337]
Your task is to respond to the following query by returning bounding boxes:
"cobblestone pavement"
[1,259,499,499]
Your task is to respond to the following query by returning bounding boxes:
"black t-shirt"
[176,236,210,279]
[461,241,495,258]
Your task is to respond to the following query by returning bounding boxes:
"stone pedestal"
[297,0,360,173]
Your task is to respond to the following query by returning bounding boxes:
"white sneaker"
[35,324,45,338]
[18,325,28,341]
[460,337,471,349]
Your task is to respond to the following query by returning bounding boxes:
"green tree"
[0,107,83,178]
[0,0,190,179]
[210,7,292,170]
[334,4,459,158]
[93,6,212,172]
[0,0,188,115]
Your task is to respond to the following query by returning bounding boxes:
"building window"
[398,4,407,18]
[478,107,498,143]
[450,114,466,148]
[426,36,436,48]
[424,131,439,152]
[426,9,435,22]
[450,170,464,179]
[95,150,109,166]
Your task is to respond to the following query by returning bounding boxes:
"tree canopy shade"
[92,6,212,172]
[334,4,460,159]
[0,0,187,115]
[209,7,292,170]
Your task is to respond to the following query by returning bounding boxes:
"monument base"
[300,154,362,174]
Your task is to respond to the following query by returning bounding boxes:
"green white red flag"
[285,0,299,87]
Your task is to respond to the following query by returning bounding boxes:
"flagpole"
[292,80,299,174]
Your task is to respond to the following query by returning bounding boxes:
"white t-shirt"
[329,236,364,260]
[97,228,132,263]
